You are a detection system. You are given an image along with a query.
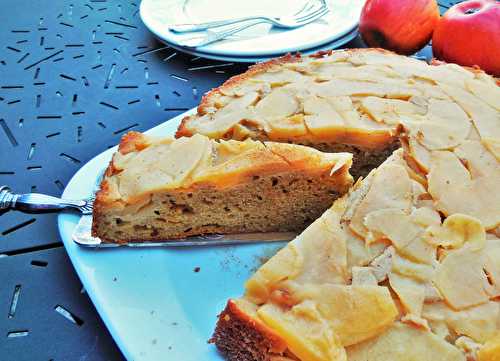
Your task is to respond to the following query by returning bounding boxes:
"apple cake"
[210,49,500,361]
[91,132,353,243]
[176,48,499,178]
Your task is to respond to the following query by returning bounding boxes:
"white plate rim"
[139,0,364,57]
[157,26,359,62]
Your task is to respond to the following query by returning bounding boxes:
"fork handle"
[169,16,265,33]
[180,19,267,48]
[0,186,86,213]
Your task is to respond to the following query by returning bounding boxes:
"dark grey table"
[0,0,458,360]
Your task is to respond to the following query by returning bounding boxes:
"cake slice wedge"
[211,145,500,361]
[91,132,353,243]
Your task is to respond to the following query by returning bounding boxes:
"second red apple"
[359,0,440,55]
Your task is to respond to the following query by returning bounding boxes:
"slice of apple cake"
[91,132,353,243]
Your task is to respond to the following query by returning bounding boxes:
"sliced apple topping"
[455,336,483,360]
[218,79,269,98]
[439,82,500,142]
[369,246,395,282]
[404,136,432,172]
[259,284,398,356]
[427,141,500,230]
[312,78,421,99]
[351,267,378,286]
[411,206,441,228]
[433,239,500,310]
[360,96,425,125]
[478,333,500,361]
[346,322,466,361]
[254,87,300,121]
[317,64,404,85]
[465,78,500,112]
[348,50,421,68]
[390,60,474,87]
[425,214,486,251]
[245,242,303,305]
[482,138,500,162]
[267,114,308,138]
[392,252,435,283]
[292,207,349,285]
[296,284,398,347]
[423,301,500,344]
[483,239,500,299]
[252,68,308,87]
[115,134,211,201]
[326,96,362,126]
[364,208,436,264]
[346,230,389,272]
[257,301,346,361]
[212,138,264,165]
[196,91,261,137]
[303,96,345,135]
[406,98,471,150]
[389,272,426,318]
[349,164,413,239]
[245,200,350,304]
[363,208,419,247]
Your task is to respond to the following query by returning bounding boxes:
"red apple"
[432,0,500,76]
[359,0,440,55]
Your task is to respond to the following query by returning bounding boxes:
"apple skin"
[359,0,440,55]
[432,0,500,76]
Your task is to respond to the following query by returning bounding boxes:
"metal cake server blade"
[72,214,296,248]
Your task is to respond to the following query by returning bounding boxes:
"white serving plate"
[158,26,359,62]
[58,109,287,361]
[140,0,365,58]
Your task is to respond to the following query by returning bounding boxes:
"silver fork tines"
[171,0,328,37]
[178,1,329,48]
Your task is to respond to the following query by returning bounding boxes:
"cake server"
[0,185,296,247]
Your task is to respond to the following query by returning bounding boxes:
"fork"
[177,1,329,48]
[0,186,94,214]
[170,0,325,33]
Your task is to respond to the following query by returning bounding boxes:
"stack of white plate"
[140,0,365,62]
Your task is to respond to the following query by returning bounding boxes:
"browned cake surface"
[176,49,407,179]
[210,49,500,361]
[179,48,491,178]
[92,132,353,243]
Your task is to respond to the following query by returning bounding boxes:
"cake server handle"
[0,186,94,214]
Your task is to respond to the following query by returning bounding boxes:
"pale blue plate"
[57,110,286,361]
